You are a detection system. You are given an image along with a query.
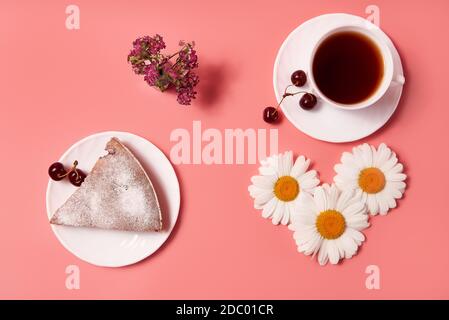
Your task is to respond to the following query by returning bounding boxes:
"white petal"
[360,143,373,167]
[370,145,378,166]
[345,215,369,231]
[375,143,391,167]
[352,146,366,168]
[251,175,276,190]
[283,151,293,176]
[272,201,285,225]
[386,172,407,182]
[327,240,341,265]
[314,186,327,212]
[318,240,329,266]
[342,201,366,218]
[254,190,275,206]
[293,228,318,252]
[290,156,310,178]
[387,181,406,192]
[367,194,379,215]
[345,228,365,245]
[387,197,397,210]
[380,153,398,172]
[333,175,345,189]
[287,202,298,224]
[300,233,322,256]
[262,197,278,219]
[260,155,278,175]
[311,236,323,257]
[258,165,276,176]
[360,190,368,204]
[248,185,265,198]
[277,151,293,176]
[341,151,362,169]
[389,163,404,174]
[384,186,403,200]
[281,203,292,225]
[298,170,317,185]
[336,189,353,212]
[334,237,346,258]
[296,192,317,215]
[334,174,357,191]
[327,184,340,209]
[334,163,359,180]
[292,224,316,239]
[295,227,321,256]
[343,198,369,230]
[376,192,389,215]
[339,233,358,259]
[300,177,320,191]
[287,222,296,231]
[295,209,317,226]
[276,154,284,177]
[260,154,276,166]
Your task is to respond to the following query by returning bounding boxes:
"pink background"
[1,0,448,299]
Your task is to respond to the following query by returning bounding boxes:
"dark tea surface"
[312,31,384,105]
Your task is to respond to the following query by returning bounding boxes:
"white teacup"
[308,25,404,110]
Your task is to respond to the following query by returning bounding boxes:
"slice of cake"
[50,137,162,232]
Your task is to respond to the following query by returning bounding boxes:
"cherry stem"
[57,160,79,179]
[275,85,309,110]
[72,161,80,179]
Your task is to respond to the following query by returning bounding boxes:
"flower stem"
[167,51,180,60]
[160,52,181,69]
[170,60,181,72]
[162,43,189,64]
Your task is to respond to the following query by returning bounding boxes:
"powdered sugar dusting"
[119,186,147,217]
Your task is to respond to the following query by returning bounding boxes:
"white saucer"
[46,131,180,267]
[273,13,405,143]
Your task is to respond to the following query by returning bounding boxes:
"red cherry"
[299,93,317,110]
[291,70,307,87]
[48,162,67,181]
[68,169,86,187]
[263,107,279,123]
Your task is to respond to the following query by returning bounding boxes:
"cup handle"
[391,74,405,86]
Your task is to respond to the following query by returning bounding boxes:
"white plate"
[273,13,405,143]
[46,131,180,267]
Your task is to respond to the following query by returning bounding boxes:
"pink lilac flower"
[176,71,199,105]
[128,35,199,105]
[133,35,166,55]
[146,34,166,54]
[143,64,159,86]
[177,87,197,105]
[131,62,145,75]
[178,46,198,69]
[130,42,142,56]
[183,72,200,87]
[162,62,178,80]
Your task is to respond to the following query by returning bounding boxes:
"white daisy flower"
[288,184,369,266]
[248,151,320,225]
[334,143,406,215]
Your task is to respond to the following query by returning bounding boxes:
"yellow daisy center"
[274,176,300,202]
[358,167,386,194]
[316,210,346,240]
